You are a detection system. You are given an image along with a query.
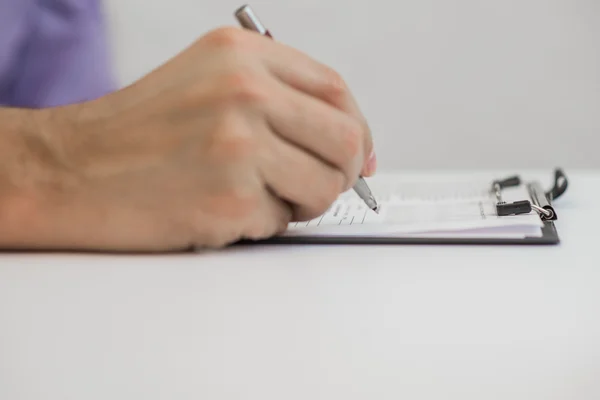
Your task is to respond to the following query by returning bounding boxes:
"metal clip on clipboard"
[493,168,568,221]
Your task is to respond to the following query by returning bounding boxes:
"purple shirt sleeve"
[0,0,115,108]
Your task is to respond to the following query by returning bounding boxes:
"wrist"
[0,107,81,249]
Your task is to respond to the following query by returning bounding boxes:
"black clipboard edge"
[239,221,559,246]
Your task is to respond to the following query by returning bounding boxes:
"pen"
[234,4,380,214]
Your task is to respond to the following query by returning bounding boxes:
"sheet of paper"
[282,177,544,238]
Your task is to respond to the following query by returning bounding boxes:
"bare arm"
[0,27,375,252]
[0,107,74,248]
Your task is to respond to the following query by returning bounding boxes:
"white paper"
[282,177,544,239]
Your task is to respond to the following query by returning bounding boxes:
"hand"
[23,27,376,251]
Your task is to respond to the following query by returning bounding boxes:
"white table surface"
[1,170,599,400]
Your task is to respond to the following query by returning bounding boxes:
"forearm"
[0,107,75,248]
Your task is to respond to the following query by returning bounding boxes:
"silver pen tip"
[372,205,380,214]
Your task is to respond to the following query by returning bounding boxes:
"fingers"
[259,41,375,176]
[243,188,293,241]
[264,80,365,190]
[258,130,347,222]
[200,27,375,176]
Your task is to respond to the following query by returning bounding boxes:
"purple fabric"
[0,0,115,108]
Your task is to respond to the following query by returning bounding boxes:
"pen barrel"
[235,5,268,34]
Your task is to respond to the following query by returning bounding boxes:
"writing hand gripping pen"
[234,4,380,213]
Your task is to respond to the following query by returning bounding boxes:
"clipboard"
[247,168,569,246]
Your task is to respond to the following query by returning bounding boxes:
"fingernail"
[366,151,377,175]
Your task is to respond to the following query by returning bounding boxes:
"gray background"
[104,0,599,169]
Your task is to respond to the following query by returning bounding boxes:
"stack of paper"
[283,176,544,240]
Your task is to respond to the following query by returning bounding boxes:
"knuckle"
[209,115,258,161]
[202,27,248,49]
[222,131,257,160]
[321,67,348,102]
[220,70,269,106]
